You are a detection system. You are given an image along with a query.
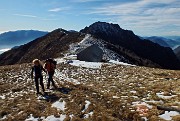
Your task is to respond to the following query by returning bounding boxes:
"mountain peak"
[80,21,123,36]
[80,21,135,43]
[51,28,68,34]
[91,21,121,29]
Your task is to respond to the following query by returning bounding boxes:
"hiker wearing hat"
[31,59,46,95]
[44,58,57,89]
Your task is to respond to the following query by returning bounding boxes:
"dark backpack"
[47,58,57,69]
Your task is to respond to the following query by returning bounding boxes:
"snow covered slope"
[69,34,129,62]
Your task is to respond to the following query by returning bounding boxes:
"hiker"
[44,58,57,89]
[31,59,46,95]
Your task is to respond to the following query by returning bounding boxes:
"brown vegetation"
[0,62,180,121]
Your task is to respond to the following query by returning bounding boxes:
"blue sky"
[0,0,179,36]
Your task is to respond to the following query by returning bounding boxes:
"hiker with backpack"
[44,58,57,89]
[31,59,46,95]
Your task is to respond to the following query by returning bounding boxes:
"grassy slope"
[0,63,180,121]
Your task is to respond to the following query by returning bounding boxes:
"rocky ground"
[0,60,180,121]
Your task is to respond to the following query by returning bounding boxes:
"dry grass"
[0,63,180,121]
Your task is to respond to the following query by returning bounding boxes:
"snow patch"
[159,111,179,120]
[45,115,66,121]
[69,114,74,120]
[68,78,80,85]
[130,90,137,94]
[63,55,77,60]
[141,117,148,121]
[109,60,135,66]
[55,55,77,64]
[132,102,152,109]
[156,92,177,99]
[55,69,80,85]
[79,34,91,44]
[82,100,91,113]
[55,58,66,64]
[52,100,66,111]
[143,100,164,104]
[0,95,5,99]
[0,115,7,120]
[84,111,93,118]
[25,114,38,121]
[69,60,102,69]
[113,96,120,98]
[37,95,47,100]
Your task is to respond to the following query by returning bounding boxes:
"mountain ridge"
[0,22,180,70]
[143,36,180,49]
[0,28,85,65]
[80,22,180,70]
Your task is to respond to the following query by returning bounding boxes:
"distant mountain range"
[143,36,180,62]
[166,36,180,41]
[143,36,170,47]
[0,30,48,50]
[0,29,85,65]
[143,36,180,49]
[0,22,179,70]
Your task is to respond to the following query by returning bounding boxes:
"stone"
[77,44,103,62]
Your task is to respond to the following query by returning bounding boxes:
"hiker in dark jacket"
[31,59,46,95]
[44,59,57,89]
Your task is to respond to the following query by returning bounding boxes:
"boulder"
[77,44,103,62]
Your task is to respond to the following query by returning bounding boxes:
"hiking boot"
[43,91,48,95]
[36,92,40,96]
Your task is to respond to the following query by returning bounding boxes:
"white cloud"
[48,8,63,12]
[42,18,58,21]
[91,0,179,16]
[13,13,59,22]
[89,0,180,36]
[48,7,70,12]
[13,14,37,18]
[72,0,103,2]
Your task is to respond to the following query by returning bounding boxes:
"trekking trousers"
[47,71,56,89]
[34,75,45,93]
